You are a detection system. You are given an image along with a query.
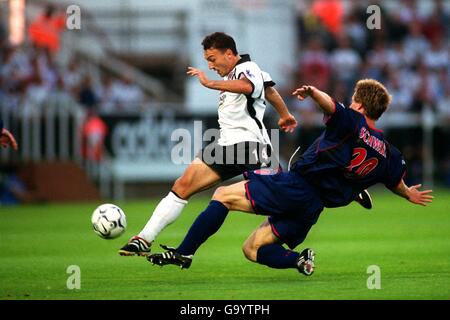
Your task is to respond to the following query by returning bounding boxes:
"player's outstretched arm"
[187,67,253,95]
[1,128,18,150]
[292,85,335,115]
[391,179,434,206]
[265,86,297,133]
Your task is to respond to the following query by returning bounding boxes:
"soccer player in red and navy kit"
[148,79,433,275]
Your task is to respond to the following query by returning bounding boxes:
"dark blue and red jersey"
[291,100,406,207]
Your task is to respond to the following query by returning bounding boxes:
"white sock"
[138,192,187,243]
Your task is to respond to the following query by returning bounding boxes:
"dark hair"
[202,32,238,55]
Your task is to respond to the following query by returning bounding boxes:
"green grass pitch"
[0,189,449,300]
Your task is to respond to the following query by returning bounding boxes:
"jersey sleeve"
[261,71,276,89]
[383,147,407,189]
[237,62,264,99]
[323,100,360,138]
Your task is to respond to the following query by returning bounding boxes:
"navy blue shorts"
[243,170,324,249]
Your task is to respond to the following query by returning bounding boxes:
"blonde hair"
[353,79,392,120]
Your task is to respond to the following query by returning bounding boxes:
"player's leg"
[120,141,270,257]
[241,219,280,261]
[172,157,223,199]
[148,181,252,267]
[175,181,253,254]
[148,170,322,270]
[119,158,221,256]
[242,219,315,276]
[121,140,270,256]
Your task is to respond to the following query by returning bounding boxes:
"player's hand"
[0,128,18,150]
[278,114,298,133]
[406,184,433,206]
[187,67,209,87]
[292,85,315,101]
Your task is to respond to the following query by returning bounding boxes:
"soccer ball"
[91,203,127,239]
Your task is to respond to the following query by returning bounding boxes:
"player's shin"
[176,200,229,256]
[138,191,188,243]
[256,244,300,269]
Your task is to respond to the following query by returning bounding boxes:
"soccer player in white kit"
[119,32,298,256]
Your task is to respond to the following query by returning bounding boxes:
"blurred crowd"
[282,0,450,185]
[290,0,449,116]
[0,47,147,115]
[0,6,147,116]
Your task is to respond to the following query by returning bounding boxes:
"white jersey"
[217,54,272,146]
